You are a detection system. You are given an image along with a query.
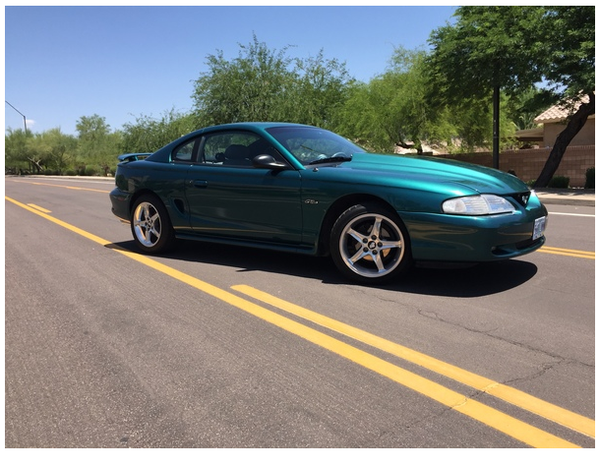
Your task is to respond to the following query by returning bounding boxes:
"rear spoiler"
[118,153,152,163]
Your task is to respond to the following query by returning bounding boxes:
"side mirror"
[252,154,289,170]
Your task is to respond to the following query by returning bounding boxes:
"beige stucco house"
[516,94,595,147]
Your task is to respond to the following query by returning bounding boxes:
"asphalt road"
[5,176,595,448]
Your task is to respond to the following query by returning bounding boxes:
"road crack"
[416,309,594,371]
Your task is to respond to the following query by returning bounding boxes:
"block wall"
[438,145,595,187]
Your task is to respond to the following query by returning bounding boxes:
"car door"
[184,130,304,246]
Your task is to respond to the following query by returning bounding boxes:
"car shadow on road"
[108,240,538,298]
[391,260,538,297]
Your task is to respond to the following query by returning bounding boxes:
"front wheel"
[130,194,175,254]
[330,203,412,284]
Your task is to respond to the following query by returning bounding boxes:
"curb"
[535,189,595,207]
[536,195,595,207]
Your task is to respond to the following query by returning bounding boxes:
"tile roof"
[535,94,591,123]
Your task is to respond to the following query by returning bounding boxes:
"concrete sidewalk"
[535,189,595,207]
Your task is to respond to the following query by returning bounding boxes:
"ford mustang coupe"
[110,122,547,284]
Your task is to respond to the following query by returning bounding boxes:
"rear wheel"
[130,194,175,254]
[330,202,412,284]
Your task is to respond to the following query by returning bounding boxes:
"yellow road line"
[11,180,110,194]
[539,246,595,259]
[27,203,52,213]
[233,285,594,439]
[5,195,588,448]
[549,212,594,218]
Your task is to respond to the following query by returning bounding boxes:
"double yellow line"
[539,246,595,260]
[5,195,595,447]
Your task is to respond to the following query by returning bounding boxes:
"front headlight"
[442,194,516,215]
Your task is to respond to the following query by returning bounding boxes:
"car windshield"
[266,126,365,166]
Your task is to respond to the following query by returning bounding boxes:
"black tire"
[130,194,175,254]
[330,202,412,284]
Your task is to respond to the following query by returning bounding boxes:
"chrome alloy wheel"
[338,212,406,279]
[132,201,163,248]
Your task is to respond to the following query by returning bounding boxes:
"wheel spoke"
[347,227,367,244]
[380,239,403,251]
[349,248,370,265]
[371,216,383,238]
[149,226,160,240]
[373,252,386,273]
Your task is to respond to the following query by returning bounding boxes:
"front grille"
[512,191,531,207]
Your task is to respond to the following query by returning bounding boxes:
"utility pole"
[492,85,500,170]
[5,100,28,133]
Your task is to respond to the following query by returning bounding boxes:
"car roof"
[195,122,316,134]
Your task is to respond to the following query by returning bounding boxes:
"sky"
[5,3,458,136]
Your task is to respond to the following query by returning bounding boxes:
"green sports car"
[109,122,547,284]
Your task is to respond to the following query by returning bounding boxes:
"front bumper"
[401,207,548,263]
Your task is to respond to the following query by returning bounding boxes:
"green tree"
[448,93,518,153]
[23,128,77,174]
[192,34,293,125]
[335,47,457,153]
[45,129,78,173]
[289,50,353,127]
[533,6,595,186]
[428,7,547,101]
[505,87,555,131]
[76,114,122,175]
[386,47,467,152]
[23,133,48,173]
[427,6,595,185]
[5,128,32,174]
[192,34,353,127]
[334,80,397,151]
[120,109,198,155]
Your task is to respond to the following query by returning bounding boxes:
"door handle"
[192,180,208,188]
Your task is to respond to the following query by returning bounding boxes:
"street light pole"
[5,100,28,133]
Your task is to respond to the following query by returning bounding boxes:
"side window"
[202,131,281,167]
[172,139,196,162]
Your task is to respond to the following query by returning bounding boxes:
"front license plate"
[533,216,547,240]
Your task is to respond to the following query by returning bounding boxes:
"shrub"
[584,167,594,189]
[548,176,570,188]
[85,165,104,176]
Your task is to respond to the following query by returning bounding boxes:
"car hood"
[339,152,530,195]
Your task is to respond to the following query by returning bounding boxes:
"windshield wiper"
[308,155,353,165]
